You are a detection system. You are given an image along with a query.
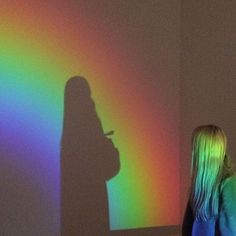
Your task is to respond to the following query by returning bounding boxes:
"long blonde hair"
[190,125,234,221]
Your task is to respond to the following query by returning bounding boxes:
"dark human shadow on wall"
[61,76,120,236]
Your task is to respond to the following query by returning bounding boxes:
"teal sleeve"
[219,175,236,236]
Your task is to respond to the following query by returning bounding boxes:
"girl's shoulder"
[220,174,236,197]
[221,174,236,188]
[218,176,236,234]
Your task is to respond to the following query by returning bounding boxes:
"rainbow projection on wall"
[0,1,180,232]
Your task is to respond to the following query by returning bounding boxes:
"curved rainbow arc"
[0,1,180,231]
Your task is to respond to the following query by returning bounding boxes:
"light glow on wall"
[0,1,180,232]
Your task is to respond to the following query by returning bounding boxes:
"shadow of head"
[61,75,120,236]
[65,76,91,98]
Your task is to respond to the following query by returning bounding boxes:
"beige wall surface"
[180,0,236,218]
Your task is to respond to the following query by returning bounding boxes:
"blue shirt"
[192,218,217,236]
[182,175,236,236]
